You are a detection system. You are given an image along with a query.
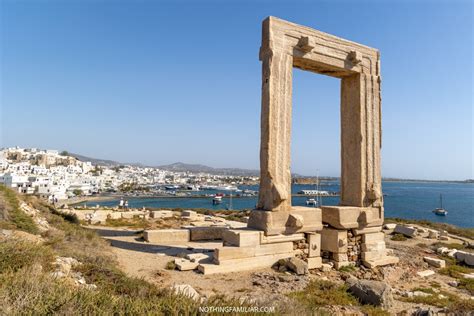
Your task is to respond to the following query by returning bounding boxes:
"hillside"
[1,186,473,315]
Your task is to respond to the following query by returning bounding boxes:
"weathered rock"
[383,223,396,230]
[427,230,439,239]
[174,259,199,271]
[447,249,458,258]
[436,247,449,255]
[455,251,474,266]
[286,257,308,275]
[321,263,333,272]
[346,277,394,309]
[417,270,435,277]
[448,280,459,287]
[393,225,416,237]
[171,284,200,301]
[423,257,446,268]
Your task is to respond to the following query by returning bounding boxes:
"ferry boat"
[432,194,448,216]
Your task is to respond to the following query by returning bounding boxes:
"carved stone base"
[248,206,322,236]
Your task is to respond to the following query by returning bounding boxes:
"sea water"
[91,181,473,228]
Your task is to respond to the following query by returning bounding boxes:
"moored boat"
[432,194,448,216]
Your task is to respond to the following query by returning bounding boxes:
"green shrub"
[165,260,176,270]
[390,233,407,241]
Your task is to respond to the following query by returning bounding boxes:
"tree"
[72,189,83,196]
[60,151,69,156]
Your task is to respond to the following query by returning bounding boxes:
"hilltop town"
[0,147,258,201]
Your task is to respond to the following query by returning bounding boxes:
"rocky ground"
[86,217,474,315]
[1,189,473,315]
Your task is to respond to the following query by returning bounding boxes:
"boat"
[165,185,180,190]
[212,194,223,205]
[306,198,317,206]
[432,194,448,216]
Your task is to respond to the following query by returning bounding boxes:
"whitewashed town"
[0,147,259,202]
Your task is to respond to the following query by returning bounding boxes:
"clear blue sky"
[1,0,472,180]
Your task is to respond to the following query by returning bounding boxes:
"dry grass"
[390,233,407,241]
[0,187,262,315]
[289,280,358,309]
[0,239,54,273]
[0,185,39,234]
[400,287,474,313]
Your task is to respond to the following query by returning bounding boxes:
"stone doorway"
[248,17,384,235]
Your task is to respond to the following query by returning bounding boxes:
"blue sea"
[90,181,473,228]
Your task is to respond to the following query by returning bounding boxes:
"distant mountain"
[156,162,259,176]
[70,153,259,176]
[70,153,130,167]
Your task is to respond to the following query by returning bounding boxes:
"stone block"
[198,252,294,275]
[321,228,347,253]
[393,225,417,237]
[248,206,322,235]
[359,208,384,227]
[423,257,446,268]
[260,233,305,244]
[307,232,321,258]
[321,206,360,229]
[214,242,294,262]
[362,232,385,243]
[362,256,399,268]
[185,253,211,263]
[150,210,173,219]
[416,270,435,277]
[307,256,322,269]
[143,229,190,244]
[189,226,227,241]
[353,226,382,236]
[222,229,261,247]
[383,223,396,230]
[361,241,386,252]
[332,253,349,262]
[361,250,386,261]
[175,258,199,271]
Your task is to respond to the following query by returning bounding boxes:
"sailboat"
[432,194,448,216]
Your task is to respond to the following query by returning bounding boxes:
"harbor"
[79,181,474,228]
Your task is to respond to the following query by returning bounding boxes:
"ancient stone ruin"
[198,16,398,274]
[142,17,399,274]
